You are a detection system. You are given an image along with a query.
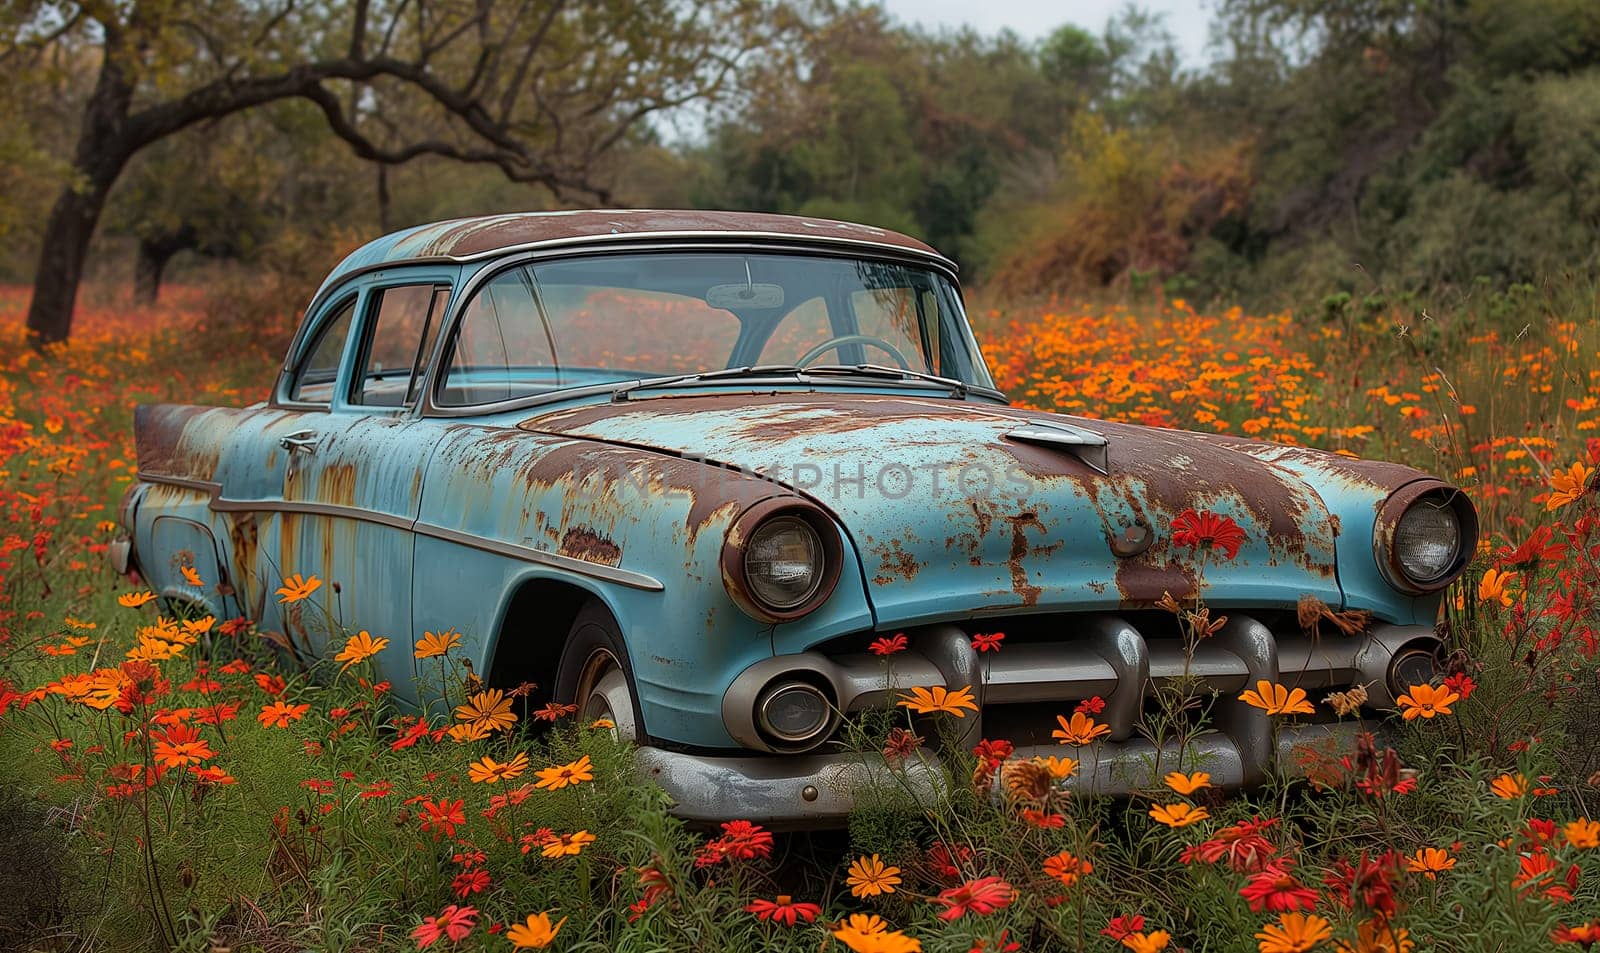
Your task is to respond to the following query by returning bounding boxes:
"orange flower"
[505,911,566,949]
[833,914,921,953]
[1546,460,1595,510]
[1564,818,1599,849]
[1122,932,1171,953]
[1396,683,1459,720]
[897,685,979,717]
[468,751,529,784]
[1491,773,1529,799]
[1256,912,1332,953]
[445,721,492,743]
[847,854,902,897]
[1164,771,1211,794]
[117,590,157,608]
[180,566,204,586]
[540,830,595,858]
[258,700,309,728]
[1404,847,1456,879]
[1149,803,1210,827]
[152,725,215,768]
[1239,680,1315,716]
[333,630,388,672]
[276,573,323,603]
[534,755,594,791]
[1036,755,1079,779]
[1053,711,1111,745]
[1042,850,1093,887]
[1332,919,1412,953]
[414,629,462,659]
[454,688,516,733]
[1478,567,1518,607]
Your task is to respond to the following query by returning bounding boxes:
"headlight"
[755,679,836,749]
[721,500,842,621]
[1375,483,1478,594]
[745,516,823,609]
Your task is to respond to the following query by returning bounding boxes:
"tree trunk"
[25,43,136,346]
[134,225,199,305]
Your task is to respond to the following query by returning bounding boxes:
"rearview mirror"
[706,283,785,310]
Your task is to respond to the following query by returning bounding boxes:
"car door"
[277,272,453,668]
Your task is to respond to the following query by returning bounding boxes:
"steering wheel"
[796,334,913,370]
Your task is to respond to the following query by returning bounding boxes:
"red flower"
[1323,851,1401,918]
[972,738,1014,767]
[1170,509,1247,560]
[971,631,1005,653]
[928,840,974,880]
[1181,816,1279,872]
[869,633,909,656]
[533,702,578,722]
[420,798,466,839]
[744,895,821,926]
[412,904,477,947]
[1021,809,1066,828]
[452,869,490,898]
[1497,526,1567,569]
[695,819,774,866]
[934,877,1014,920]
[969,929,1022,953]
[1515,850,1580,904]
[1075,695,1106,715]
[1239,862,1319,912]
[218,616,252,637]
[1102,915,1147,940]
[1553,921,1600,947]
[1442,672,1476,701]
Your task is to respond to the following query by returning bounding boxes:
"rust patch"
[871,537,923,586]
[1005,513,1047,607]
[317,462,359,507]
[557,527,623,567]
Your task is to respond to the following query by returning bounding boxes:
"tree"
[3,0,774,344]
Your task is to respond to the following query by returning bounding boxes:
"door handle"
[280,429,319,454]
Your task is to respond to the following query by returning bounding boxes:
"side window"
[439,268,557,406]
[355,284,450,407]
[289,297,356,404]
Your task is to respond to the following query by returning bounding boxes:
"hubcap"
[574,648,637,740]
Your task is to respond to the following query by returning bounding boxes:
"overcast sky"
[878,0,1214,63]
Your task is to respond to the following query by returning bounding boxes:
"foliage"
[2,283,1599,950]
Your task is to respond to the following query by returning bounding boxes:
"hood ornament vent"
[1004,423,1110,474]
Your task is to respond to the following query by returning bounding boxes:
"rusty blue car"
[114,209,1477,825]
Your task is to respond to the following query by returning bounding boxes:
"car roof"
[318,209,950,292]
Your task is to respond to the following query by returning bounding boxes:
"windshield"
[436,252,994,406]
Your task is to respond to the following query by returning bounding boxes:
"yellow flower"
[1404,847,1455,879]
[1035,755,1079,779]
[847,854,902,897]
[1256,912,1332,953]
[455,688,516,733]
[1332,919,1413,953]
[1164,771,1211,795]
[182,615,214,636]
[540,830,595,858]
[506,911,566,949]
[468,751,528,784]
[414,629,462,659]
[1547,460,1595,510]
[1149,803,1210,827]
[445,721,492,743]
[333,631,388,672]
[1477,567,1518,607]
[1122,932,1171,953]
[180,566,203,586]
[1395,683,1459,720]
[1490,773,1529,799]
[117,590,157,608]
[1564,817,1600,849]
[276,573,323,603]
[1052,711,1112,745]
[833,914,921,953]
[126,636,180,661]
[1239,680,1315,716]
[534,755,594,791]
[896,685,979,717]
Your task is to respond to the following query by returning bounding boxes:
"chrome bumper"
[108,536,135,576]
[635,721,1371,826]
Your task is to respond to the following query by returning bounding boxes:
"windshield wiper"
[803,363,969,397]
[610,365,803,401]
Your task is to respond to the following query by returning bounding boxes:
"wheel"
[553,601,643,742]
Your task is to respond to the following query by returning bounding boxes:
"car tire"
[553,600,644,743]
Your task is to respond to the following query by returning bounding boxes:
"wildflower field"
[1,282,1598,953]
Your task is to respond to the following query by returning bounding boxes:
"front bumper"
[648,613,1436,825]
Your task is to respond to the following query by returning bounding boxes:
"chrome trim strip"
[411,521,664,591]
[135,472,664,591]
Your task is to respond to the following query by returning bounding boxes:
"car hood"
[520,392,1410,626]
